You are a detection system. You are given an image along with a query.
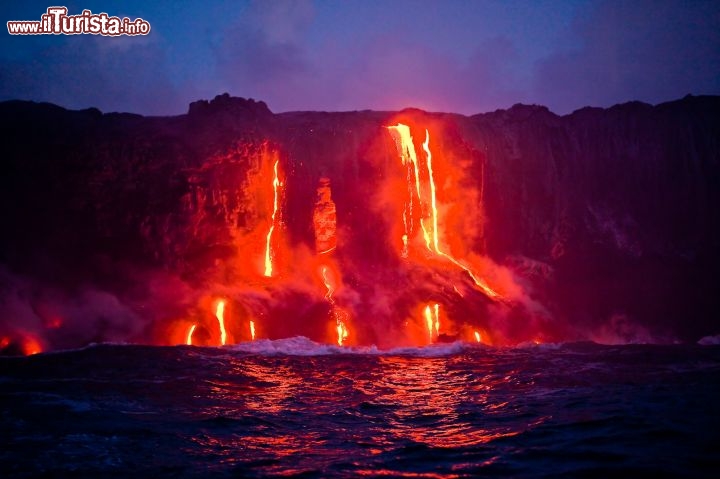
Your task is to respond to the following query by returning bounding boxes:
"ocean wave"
[8,337,705,359]
[698,334,720,345]
[227,336,482,357]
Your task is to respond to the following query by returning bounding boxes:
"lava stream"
[215,300,227,346]
[264,160,281,277]
[249,320,256,341]
[423,130,440,253]
[388,124,503,301]
[321,266,335,303]
[474,331,482,343]
[321,266,349,346]
[423,305,433,342]
[387,124,433,252]
[186,324,197,346]
[422,129,502,299]
[336,319,349,346]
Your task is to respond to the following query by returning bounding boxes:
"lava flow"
[314,178,350,346]
[422,129,502,301]
[422,303,441,343]
[387,123,502,301]
[264,160,281,277]
[1,113,543,356]
[322,266,349,346]
[321,266,334,302]
[216,300,227,346]
[387,124,433,253]
[186,324,197,346]
[424,305,434,342]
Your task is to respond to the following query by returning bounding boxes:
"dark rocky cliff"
[0,93,718,351]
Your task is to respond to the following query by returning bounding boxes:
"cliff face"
[470,99,720,340]
[0,94,718,351]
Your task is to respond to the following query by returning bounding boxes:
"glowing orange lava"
[321,265,350,346]
[424,305,434,342]
[388,123,503,301]
[313,178,350,346]
[423,130,441,253]
[250,320,256,341]
[215,300,227,346]
[422,303,441,343]
[22,336,42,355]
[387,124,432,252]
[321,266,334,302]
[423,129,502,300]
[474,331,481,343]
[186,324,197,346]
[336,320,349,346]
[264,160,281,277]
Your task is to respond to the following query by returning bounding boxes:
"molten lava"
[387,124,432,253]
[321,266,335,302]
[336,319,349,346]
[424,305,434,343]
[423,130,441,253]
[264,160,281,277]
[22,335,42,355]
[215,300,227,346]
[186,324,197,346]
[0,108,558,355]
[321,265,350,346]
[423,129,502,299]
[387,123,503,301]
[422,303,441,343]
[313,178,350,346]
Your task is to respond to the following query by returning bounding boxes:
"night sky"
[1,0,718,116]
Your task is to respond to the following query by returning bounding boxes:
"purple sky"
[1,0,718,115]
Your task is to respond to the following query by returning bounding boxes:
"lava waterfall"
[0,94,718,353]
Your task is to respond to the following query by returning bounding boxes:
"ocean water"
[1,338,719,478]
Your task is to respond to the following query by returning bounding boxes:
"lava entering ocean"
[2,94,718,355]
[0,114,549,355]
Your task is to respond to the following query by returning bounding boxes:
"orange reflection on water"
[373,356,524,448]
[233,360,305,414]
[188,354,545,476]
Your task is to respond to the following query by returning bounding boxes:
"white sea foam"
[227,336,482,357]
[698,334,720,345]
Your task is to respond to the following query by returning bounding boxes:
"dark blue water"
[1,338,719,478]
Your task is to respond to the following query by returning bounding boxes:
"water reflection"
[187,352,544,476]
[368,356,524,447]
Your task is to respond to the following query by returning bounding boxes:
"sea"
[1,338,719,478]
